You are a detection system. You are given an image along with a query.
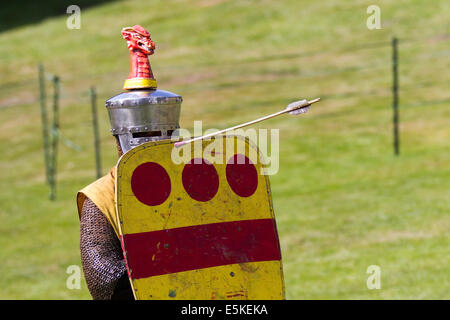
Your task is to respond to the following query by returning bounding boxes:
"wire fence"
[0,33,449,197]
[1,33,448,106]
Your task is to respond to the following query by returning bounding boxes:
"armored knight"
[75,22,317,300]
[76,25,182,299]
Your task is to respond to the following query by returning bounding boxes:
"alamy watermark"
[66,5,81,30]
[170,121,280,175]
[366,265,381,289]
[366,5,381,30]
[66,265,81,290]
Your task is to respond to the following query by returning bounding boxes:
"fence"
[1,34,449,200]
[36,67,101,200]
[38,64,60,200]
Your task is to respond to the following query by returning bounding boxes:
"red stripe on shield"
[123,219,281,279]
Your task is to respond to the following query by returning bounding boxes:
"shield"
[115,135,285,300]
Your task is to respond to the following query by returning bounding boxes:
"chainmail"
[80,198,133,300]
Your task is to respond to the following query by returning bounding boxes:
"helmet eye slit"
[132,131,162,138]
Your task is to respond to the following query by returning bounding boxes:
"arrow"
[174,98,320,148]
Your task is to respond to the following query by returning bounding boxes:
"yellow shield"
[116,135,285,299]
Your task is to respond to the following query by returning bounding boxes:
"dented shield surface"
[116,135,285,300]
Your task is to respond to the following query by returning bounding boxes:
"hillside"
[0,0,449,299]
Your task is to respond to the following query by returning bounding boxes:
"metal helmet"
[105,25,182,154]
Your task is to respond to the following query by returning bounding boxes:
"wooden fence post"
[392,37,400,156]
[90,86,102,179]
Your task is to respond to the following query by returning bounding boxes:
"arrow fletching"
[286,98,320,115]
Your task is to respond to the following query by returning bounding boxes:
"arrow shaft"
[174,98,320,147]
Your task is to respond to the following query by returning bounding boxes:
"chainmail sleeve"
[80,198,133,300]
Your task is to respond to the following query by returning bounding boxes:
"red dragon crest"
[121,25,157,90]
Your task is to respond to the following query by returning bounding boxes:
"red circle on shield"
[226,154,258,197]
[182,158,219,202]
[131,162,171,206]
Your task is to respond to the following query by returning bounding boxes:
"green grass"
[0,0,449,299]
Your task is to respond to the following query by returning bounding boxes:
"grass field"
[0,0,449,299]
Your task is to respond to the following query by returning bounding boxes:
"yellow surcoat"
[76,167,119,237]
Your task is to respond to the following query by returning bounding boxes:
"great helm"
[105,25,182,154]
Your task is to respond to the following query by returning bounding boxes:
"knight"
[76,24,316,301]
[76,25,182,299]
